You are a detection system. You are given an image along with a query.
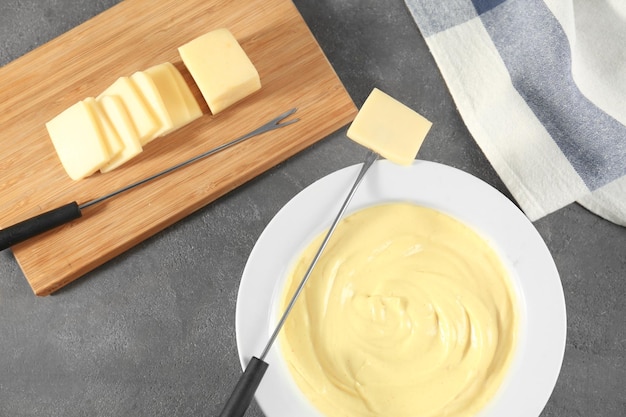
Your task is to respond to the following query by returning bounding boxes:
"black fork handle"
[0,202,82,250]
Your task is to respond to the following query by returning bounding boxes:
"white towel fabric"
[404,0,626,226]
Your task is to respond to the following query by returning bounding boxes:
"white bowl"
[236,159,566,417]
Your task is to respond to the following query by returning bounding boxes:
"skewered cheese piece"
[347,88,432,165]
[178,28,261,114]
[45,100,110,180]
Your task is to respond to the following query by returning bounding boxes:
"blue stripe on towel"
[474,0,626,190]
[472,0,507,14]
[405,0,478,36]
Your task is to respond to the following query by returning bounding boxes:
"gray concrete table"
[1,1,624,416]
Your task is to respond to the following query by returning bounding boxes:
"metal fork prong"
[273,107,298,124]
[275,117,300,128]
[248,108,299,137]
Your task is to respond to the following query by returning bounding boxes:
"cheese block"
[347,88,432,165]
[178,28,261,114]
[131,62,202,140]
[45,100,111,180]
[99,76,161,145]
[98,95,144,173]
[85,97,124,160]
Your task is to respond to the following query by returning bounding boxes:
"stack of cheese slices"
[46,28,261,181]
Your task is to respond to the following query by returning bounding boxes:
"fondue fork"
[0,108,299,251]
[218,150,378,417]
[220,88,432,416]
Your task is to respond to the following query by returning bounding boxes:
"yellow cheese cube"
[99,76,161,145]
[178,28,261,114]
[131,62,202,141]
[347,88,432,165]
[97,95,144,173]
[45,100,111,180]
[85,97,123,160]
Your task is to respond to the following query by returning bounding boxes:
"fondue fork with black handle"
[0,109,299,251]
[218,150,378,417]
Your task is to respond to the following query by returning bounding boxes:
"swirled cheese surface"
[279,202,519,417]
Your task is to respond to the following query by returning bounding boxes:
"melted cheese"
[280,203,519,417]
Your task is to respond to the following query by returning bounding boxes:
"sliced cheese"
[84,97,123,160]
[45,100,110,180]
[164,63,203,122]
[347,88,432,166]
[97,95,144,173]
[178,28,261,114]
[130,70,174,139]
[99,76,161,145]
[145,62,202,123]
[134,62,202,139]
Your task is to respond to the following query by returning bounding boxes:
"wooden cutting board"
[0,0,357,296]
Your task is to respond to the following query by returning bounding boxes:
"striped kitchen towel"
[404,0,626,226]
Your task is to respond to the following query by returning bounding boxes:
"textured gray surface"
[1,1,625,416]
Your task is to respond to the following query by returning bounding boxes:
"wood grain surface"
[0,0,357,296]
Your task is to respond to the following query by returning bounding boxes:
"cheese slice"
[346,88,432,165]
[165,63,203,121]
[178,28,261,114]
[97,95,144,173]
[99,76,161,145]
[145,62,202,121]
[45,100,110,180]
[130,70,174,140]
[84,97,123,160]
[136,62,202,138]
